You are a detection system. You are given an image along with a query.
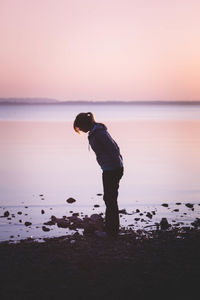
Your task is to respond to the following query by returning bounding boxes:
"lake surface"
[0,103,200,241]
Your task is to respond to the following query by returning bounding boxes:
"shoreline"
[0,227,200,299]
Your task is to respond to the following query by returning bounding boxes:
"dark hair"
[73,112,95,133]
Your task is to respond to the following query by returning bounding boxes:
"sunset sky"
[0,0,200,101]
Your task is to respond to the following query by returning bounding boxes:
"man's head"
[73,112,95,133]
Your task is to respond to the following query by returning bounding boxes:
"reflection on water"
[0,120,200,206]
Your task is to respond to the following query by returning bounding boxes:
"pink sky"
[0,0,200,101]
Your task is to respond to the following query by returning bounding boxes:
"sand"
[0,227,200,300]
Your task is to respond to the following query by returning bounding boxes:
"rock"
[173,209,179,212]
[136,209,140,213]
[94,204,100,208]
[24,221,32,226]
[146,212,153,219]
[160,218,171,230]
[162,203,168,207]
[19,219,22,223]
[43,220,55,226]
[118,209,127,214]
[7,217,11,220]
[90,214,103,222]
[57,219,70,228]
[191,218,200,227]
[72,213,79,217]
[176,202,182,205]
[134,218,140,221]
[152,211,156,215]
[42,226,50,232]
[185,203,194,209]
[10,235,14,238]
[66,197,76,204]
[97,193,103,196]
[17,211,22,215]
[41,209,45,214]
[39,194,44,197]
[4,211,9,217]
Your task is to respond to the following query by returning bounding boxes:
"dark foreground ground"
[0,228,200,300]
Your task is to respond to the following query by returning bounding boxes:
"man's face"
[79,125,90,133]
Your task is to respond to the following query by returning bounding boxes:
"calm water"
[0,103,200,241]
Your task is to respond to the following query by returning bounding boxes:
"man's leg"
[102,168,123,236]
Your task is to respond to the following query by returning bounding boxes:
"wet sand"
[0,227,200,300]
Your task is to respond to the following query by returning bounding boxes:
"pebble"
[94,204,100,208]
[41,209,45,214]
[162,203,169,207]
[17,211,22,215]
[146,212,153,219]
[42,226,50,232]
[24,221,32,226]
[185,203,194,209]
[66,198,76,204]
[97,193,103,196]
[4,211,10,217]
[160,218,171,230]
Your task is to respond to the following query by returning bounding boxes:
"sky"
[0,0,200,101]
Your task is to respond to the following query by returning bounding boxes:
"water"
[0,103,200,241]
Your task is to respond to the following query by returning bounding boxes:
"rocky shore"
[0,226,200,300]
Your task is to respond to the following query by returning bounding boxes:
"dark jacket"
[88,123,123,171]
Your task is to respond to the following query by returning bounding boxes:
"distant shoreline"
[0,99,200,105]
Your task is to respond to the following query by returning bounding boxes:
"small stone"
[162,203,168,207]
[19,219,22,223]
[185,203,194,209]
[97,193,103,196]
[146,212,153,219]
[118,209,127,214]
[66,197,76,204]
[7,217,11,220]
[43,220,55,226]
[10,235,14,238]
[176,202,182,205]
[24,221,32,226]
[134,218,140,221]
[173,209,179,212]
[39,194,44,197]
[94,204,100,208]
[17,211,22,215]
[72,212,79,217]
[42,226,50,232]
[136,209,140,213]
[41,209,45,214]
[4,211,9,217]
[160,218,171,230]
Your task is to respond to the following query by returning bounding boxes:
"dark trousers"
[102,167,124,236]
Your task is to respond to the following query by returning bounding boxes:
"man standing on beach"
[73,112,124,237]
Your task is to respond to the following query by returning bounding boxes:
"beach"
[1,226,200,300]
[0,103,200,299]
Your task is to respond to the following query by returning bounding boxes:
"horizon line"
[0,98,200,105]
